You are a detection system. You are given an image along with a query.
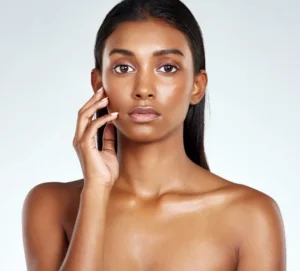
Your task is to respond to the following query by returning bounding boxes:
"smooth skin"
[22,19,286,270]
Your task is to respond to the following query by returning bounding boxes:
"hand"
[73,87,119,189]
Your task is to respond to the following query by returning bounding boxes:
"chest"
[64,199,238,270]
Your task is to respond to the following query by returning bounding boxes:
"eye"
[157,64,179,73]
[113,64,135,74]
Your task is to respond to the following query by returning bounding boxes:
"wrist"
[81,184,112,202]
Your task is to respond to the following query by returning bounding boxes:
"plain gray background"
[0,0,299,270]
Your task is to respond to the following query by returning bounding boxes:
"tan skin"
[22,19,286,270]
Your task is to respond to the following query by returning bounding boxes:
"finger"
[79,87,105,114]
[74,97,109,145]
[81,113,119,148]
[102,122,116,154]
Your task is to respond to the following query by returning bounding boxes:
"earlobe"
[91,68,103,94]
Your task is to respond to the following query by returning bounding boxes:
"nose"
[131,72,156,100]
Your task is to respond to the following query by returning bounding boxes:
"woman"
[22,0,286,270]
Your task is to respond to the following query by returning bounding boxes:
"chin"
[118,125,164,143]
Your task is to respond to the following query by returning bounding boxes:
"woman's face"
[96,19,206,142]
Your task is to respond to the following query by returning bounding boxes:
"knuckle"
[77,140,88,151]
[73,140,81,150]
[78,109,88,120]
[103,138,114,143]
[72,138,77,148]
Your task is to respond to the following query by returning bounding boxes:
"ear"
[91,68,103,94]
[190,70,208,105]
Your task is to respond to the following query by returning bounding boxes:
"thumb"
[102,122,116,154]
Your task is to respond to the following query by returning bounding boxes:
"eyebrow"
[108,48,185,57]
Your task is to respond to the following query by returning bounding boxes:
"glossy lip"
[128,106,160,115]
[128,106,161,123]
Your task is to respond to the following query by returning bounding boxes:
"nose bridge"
[132,67,156,99]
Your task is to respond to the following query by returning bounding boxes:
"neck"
[115,126,196,199]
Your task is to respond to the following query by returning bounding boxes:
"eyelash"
[113,63,179,74]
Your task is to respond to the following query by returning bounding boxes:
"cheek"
[158,77,193,123]
[106,90,127,113]
[157,78,191,111]
[101,71,129,110]
[102,69,118,93]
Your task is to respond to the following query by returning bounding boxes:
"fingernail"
[97,87,103,92]
[110,112,119,116]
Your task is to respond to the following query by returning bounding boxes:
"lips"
[128,106,161,123]
[128,106,160,116]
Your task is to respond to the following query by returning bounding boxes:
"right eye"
[113,64,135,74]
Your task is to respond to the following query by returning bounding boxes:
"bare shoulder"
[221,180,283,220]
[201,170,281,212]
[210,174,283,223]
[22,179,84,270]
[211,177,286,269]
[23,179,85,227]
[23,179,84,212]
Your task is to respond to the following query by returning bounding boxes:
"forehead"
[103,19,192,59]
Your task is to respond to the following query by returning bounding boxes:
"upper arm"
[22,183,68,271]
[236,192,286,271]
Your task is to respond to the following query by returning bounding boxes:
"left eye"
[113,65,135,74]
[157,64,179,73]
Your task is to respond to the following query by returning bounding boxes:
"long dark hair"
[93,0,210,171]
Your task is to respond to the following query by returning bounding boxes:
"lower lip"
[129,113,160,123]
